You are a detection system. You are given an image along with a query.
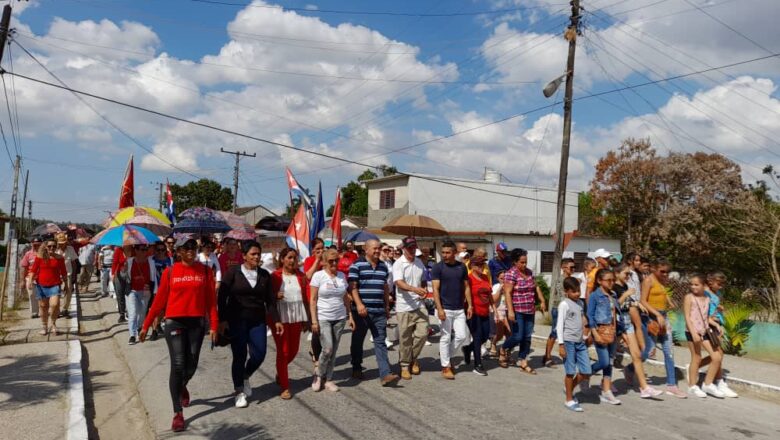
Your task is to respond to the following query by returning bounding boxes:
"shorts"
[36,284,61,300]
[619,312,634,335]
[548,307,559,339]
[563,341,592,376]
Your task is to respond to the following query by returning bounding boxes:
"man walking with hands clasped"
[392,237,429,380]
[432,241,472,380]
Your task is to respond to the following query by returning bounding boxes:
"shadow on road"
[0,353,65,411]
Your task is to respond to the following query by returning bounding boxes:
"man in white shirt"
[392,236,428,381]
[78,243,97,292]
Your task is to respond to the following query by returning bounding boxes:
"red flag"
[118,154,134,209]
[329,187,342,249]
[286,203,310,258]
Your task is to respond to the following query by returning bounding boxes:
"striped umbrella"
[91,225,160,246]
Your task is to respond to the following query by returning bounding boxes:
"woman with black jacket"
[218,241,283,408]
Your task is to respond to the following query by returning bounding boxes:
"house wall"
[240,206,275,226]
[367,176,409,229]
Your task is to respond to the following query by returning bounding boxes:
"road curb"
[67,339,88,440]
[529,334,780,396]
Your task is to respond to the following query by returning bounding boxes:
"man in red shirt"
[21,238,42,318]
[126,245,155,345]
[218,238,243,276]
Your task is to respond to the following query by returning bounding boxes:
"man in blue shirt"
[349,239,400,386]
[488,242,512,282]
[432,241,472,380]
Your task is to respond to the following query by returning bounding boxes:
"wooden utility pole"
[220,147,256,213]
[549,0,580,309]
[9,155,19,232]
[0,4,11,63]
[19,169,28,237]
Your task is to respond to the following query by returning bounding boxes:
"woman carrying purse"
[585,268,621,405]
[684,274,725,398]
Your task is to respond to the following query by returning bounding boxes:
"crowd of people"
[20,232,739,432]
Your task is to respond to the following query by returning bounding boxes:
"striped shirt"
[348,257,389,313]
[505,267,537,314]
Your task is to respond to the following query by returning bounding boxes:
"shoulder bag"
[694,296,721,349]
[595,295,616,345]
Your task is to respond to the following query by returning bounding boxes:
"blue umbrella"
[173,217,231,234]
[92,225,160,246]
[344,229,379,243]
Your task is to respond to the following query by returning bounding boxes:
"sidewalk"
[531,316,780,395]
[0,291,86,440]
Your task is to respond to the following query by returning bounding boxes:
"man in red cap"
[391,237,429,380]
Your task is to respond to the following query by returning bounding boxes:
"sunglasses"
[46,245,56,249]
[326,259,339,264]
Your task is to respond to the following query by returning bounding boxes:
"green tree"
[170,179,233,212]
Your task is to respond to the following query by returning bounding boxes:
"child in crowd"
[587,269,622,405]
[699,272,738,398]
[557,277,590,412]
[684,274,725,398]
[490,271,510,357]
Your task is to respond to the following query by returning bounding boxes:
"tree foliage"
[170,179,233,213]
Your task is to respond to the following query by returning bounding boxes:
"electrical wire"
[681,0,774,54]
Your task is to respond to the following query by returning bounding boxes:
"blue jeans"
[126,290,149,338]
[229,318,268,390]
[640,312,677,386]
[350,311,392,379]
[548,307,559,338]
[502,312,535,360]
[100,268,111,295]
[591,340,617,379]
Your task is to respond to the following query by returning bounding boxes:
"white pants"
[439,309,469,367]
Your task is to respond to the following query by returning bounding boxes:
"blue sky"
[0,0,778,223]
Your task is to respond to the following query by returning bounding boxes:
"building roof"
[235,204,278,217]
[365,172,570,193]
[343,216,367,228]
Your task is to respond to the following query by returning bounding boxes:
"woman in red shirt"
[126,245,156,345]
[139,238,218,433]
[269,247,310,400]
[463,248,497,376]
[30,240,68,336]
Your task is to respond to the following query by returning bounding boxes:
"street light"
[542,72,569,98]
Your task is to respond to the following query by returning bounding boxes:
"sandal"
[498,349,508,368]
[519,363,537,375]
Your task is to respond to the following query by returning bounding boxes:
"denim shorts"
[548,307,559,339]
[36,284,61,300]
[563,341,592,376]
[619,312,634,335]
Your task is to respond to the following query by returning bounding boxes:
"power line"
[681,0,774,55]
[0,118,11,166]
[190,0,569,17]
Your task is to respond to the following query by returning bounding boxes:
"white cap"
[593,248,611,259]
[415,249,422,257]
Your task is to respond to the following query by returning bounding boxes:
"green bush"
[721,306,754,356]
[536,276,550,309]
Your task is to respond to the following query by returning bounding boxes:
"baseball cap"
[401,236,417,248]
[593,248,611,259]
[495,242,508,252]
[175,237,198,250]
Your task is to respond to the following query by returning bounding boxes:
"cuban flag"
[165,180,176,225]
[286,204,310,258]
[309,181,325,250]
[285,167,312,207]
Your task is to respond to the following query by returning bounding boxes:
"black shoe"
[150,330,158,341]
[118,315,127,323]
[462,347,471,366]
[128,336,137,345]
[473,365,487,376]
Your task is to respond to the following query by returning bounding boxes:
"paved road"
[86,292,780,440]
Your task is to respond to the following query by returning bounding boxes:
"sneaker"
[565,400,584,412]
[441,367,455,380]
[234,392,248,408]
[702,383,725,398]
[324,381,340,392]
[473,365,487,376]
[149,330,158,341]
[600,391,622,405]
[181,386,190,408]
[401,368,412,380]
[351,370,364,380]
[411,361,421,375]
[688,385,707,398]
[424,340,432,346]
[118,315,126,323]
[128,336,137,345]
[171,412,185,432]
[312,376,322,392]
[381,374,400,386]
[717,380,739,398]
[243,379,252,398]
[665,385,688,399]
[640,386,663,398]
[385,339,394,348]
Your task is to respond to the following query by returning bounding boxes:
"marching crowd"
[19,232,740,432]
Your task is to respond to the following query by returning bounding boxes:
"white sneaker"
[243,379,252,398]
[717,380,739,398]
[599,391,622,405]
[234,392,248,408]
[702,383,725,398]
[424,340,432,346]
[385,339,393,348]
[688,385,707,398]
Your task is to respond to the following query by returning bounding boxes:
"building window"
[541,251,554,273]
[379,190,395,209]
[573,252,589,272]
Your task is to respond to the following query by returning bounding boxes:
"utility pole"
[19,169,28,238]
[26,200,31,233]
[549,0,581,309]
[220,147,256,213]
[9,155,19,232]
[0,4,11,63]
[150,181,164,211]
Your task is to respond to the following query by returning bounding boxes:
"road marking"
[67,339,88,440]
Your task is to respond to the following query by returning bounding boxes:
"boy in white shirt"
[557,277,591,412]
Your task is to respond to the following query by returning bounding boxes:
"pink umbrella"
[226,228,257,240]
[219,211,257,240]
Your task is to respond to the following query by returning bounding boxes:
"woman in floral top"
[499,248,546,373]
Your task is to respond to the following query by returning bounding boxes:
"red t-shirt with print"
[469,272,493,317]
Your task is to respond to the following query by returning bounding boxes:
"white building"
[365,172,620,274]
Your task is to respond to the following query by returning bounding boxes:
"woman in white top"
[198,240,222,290]
[490,271,510,357]
[309,248,354,392]
[270,247,310,400]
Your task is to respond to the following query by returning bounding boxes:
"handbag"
[595,295,616,345]
[694,296,721,349]
[647,315,666,337]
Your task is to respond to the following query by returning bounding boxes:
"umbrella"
[382,214,447,237]
[217,210,257,240]
[116,214,172,236]
[226,228,258,240]
[174,207,231,234]
[105,207,171,228]
[91,225,160,246]
[344,229,379,243]
[32,222,62,237]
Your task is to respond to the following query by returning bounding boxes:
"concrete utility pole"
[549,0,580,309]
[220,147,255,213]
[9,155,19,232]
[19,169,28,237]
